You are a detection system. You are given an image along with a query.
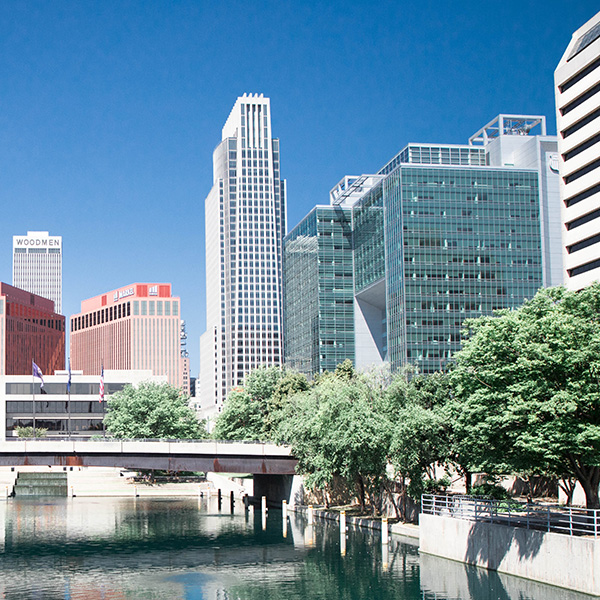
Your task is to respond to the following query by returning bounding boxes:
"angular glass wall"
[283,206,354,376]
[385,166,542,374]
[353,182,385,293]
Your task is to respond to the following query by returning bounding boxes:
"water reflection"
[0,497,591,599]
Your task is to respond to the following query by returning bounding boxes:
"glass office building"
[199,94,286,409]
[381,166,542,373]
[284,206,354,375]
[284,115,561,376]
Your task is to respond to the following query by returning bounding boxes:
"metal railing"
[422,494,599,538]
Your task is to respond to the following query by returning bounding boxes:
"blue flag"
[67,358,72,393]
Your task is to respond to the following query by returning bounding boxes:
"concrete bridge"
[0,440,299,502]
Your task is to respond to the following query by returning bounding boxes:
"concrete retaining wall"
[420,513,600,596]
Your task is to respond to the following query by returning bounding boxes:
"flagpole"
[32,360,36,438]
[66,358,73,439]
[67,380,71,439]
[101,361,106,439]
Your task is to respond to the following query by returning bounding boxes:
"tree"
[277,376,390,512]
[212,366,306,441]
[105,382,204,439]
[212,387,265,441]
[449,284,600,508]
[385,370,452,499]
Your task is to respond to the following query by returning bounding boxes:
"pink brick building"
[70,283,184,389]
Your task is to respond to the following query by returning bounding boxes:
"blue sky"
[0,1,597,373]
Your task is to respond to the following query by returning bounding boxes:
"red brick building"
[0,283,65,376]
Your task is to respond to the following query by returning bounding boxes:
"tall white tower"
[13,231,62,313]
[555,11,600,289]
[199,94,286,409]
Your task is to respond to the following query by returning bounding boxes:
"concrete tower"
[555,11,600,289]
[13,231,62,313]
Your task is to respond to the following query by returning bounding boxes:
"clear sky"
[0,1,597,374]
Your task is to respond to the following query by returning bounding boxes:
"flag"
[32,360,44,389]
[67,358,72,394]
[99,365,104,403]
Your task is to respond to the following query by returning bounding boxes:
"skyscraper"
[555,11,600,290]
[13,231,62,313]
[199,94,286,409]
[285,114,562,377]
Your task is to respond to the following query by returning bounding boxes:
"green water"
[0,497,591,599]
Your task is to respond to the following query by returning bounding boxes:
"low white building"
[0,370,167,441]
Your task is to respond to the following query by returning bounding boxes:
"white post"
[308,504,314,525]
[282,500,287,520]
[382,541,389,571]
[70,485,74,498]
[340,510,346,533]
[261,495,267,514]
[382,517,389,545]
[134,485,138,497]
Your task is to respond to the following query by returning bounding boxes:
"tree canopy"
[277,373,390,511]
[104,382,204,439]
[449,284,600,508]
[212,366,308,441]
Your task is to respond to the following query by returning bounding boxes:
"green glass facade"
[283,206,354,375]
[353,182,385,293]
[286,152,545,378]
[383,166,542,373]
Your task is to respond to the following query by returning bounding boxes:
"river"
[0,497,590,599]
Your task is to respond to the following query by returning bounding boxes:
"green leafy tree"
[277,376,390,512]
[271,371,309,410]
[104,382,204,439]
[212,387,265,441]
[212,366,301,441]
[385,370,452,499]
[449,284,600,508]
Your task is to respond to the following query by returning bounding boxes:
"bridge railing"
[7,436,275,444]
[422,494,599,538]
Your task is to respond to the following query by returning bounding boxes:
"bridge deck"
[0,440,298,474]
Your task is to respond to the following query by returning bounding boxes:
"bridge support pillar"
[252,474,293,507]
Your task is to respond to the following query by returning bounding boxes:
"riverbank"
[289,504,419,539]
[0,466,213,497]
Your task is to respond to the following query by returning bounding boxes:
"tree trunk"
[575,466,600,509]
[465,470,472,495]
[580,477,600,509]
[356,475,366,513]
[558,478,576,507]
[383,479,401,519]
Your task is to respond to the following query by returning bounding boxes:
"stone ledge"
[289,504,420,537]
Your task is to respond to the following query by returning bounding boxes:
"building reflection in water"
[0,497,593,600]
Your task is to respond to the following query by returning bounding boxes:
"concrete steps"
[14,472,68,497]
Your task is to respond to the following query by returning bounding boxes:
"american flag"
[99,365,104,403]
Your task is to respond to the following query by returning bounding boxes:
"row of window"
[6,382,126,395]
[6,419,103,432]
[7,401,106,414]
[71,301,179,332]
